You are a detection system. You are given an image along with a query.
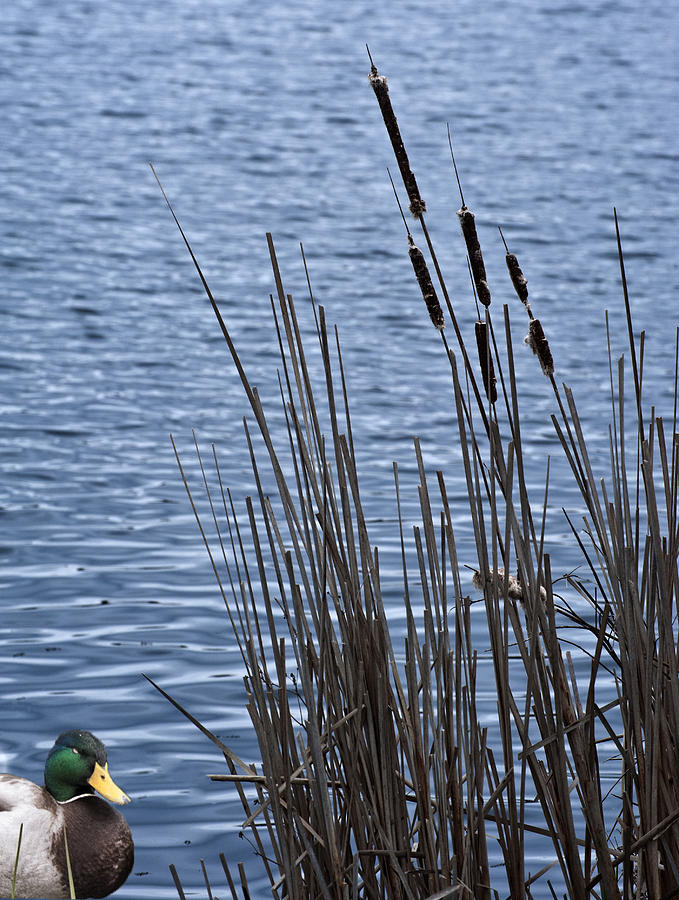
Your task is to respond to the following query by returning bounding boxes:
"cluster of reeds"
[152,57,679,899]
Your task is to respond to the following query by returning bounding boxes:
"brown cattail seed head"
[526,318,554,376]
[474,321,497,402]
[369,67,426,216]
[409,241,445,330]
[505,252,529,306]
[457,206,491,307]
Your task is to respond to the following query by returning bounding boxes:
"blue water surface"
[1,0,678,896]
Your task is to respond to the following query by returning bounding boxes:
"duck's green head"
[44,729,131,805]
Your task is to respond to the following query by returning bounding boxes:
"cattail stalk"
[526,318,554,376]
[499,226,532,316]
[475,320,497,402]
[500,227,554,376]
[409,238,445,330]
[448,129,491,308]
[458,206,491,307]
[505,252,529,307]
[368,56,426,216]
[387,167,443,331]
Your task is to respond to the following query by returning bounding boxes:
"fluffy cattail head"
[472,567,547,607]
[505,252,529,305]
[525,318,554,376]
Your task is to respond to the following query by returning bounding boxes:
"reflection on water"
[1,0,678,895]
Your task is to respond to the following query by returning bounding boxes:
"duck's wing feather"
[0,774,53,811]
[0,774,68,899]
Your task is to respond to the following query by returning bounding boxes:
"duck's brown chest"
[57,796,133,898]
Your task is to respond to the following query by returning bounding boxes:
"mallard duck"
[0,730,133,898]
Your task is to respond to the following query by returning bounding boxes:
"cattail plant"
[525,317,554,376]
[464,257,497,405]
[457,206,491,307]
[474,319,497,403]
[151,65,679,900]
[369,58,500,434]
[409,238,445,330]
[367,47,425,216]
[449,126,491,308]
[502,235,530,311]
[388,168,445,331]
[499,225,554,376]
[449,128,497,404]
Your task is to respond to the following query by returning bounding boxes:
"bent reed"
[153,58,679,899]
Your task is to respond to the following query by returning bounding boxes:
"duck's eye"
[72,748,80,754]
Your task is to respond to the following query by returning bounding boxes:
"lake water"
[1,0,678,896]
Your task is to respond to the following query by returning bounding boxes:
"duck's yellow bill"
[88,761,131,805]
